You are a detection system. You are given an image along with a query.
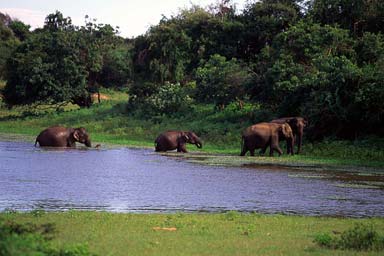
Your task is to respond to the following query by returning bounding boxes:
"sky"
[0,0,248,38]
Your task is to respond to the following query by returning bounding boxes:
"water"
[1,140,383,217]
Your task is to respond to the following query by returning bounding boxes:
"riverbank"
[1,211,384,256]
[1,89,383,171]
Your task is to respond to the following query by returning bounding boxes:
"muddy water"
[0,140,383,217]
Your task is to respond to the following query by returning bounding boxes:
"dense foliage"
[1,0,383,139]
[2,11,130,107]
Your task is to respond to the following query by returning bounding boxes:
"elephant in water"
[271,117,307,154]
[155,131,202,153]
[240,122,294,157]
[35,126,92,147]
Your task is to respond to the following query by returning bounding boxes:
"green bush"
[339,223,382,251]
[129,82,193,117]
[313,233,334,248]
[314,223,384,251]
[145,82,193,115]
[195,54,252,108]
[0,220,94,256]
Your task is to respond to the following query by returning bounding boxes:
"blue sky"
[0,0,247,38]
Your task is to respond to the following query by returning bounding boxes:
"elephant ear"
[181,134,190,142]
[73,129,80,141]
[288,118,298,127]
[281,124,293,138]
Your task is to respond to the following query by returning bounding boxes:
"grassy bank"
[0,89,383,169]
[1,211,384,256]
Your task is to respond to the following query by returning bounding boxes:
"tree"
[3,11,122,107]
[4,27,87,107]
[309,0,384,35]
[249,20,384,138]
[240,0,301,60]
[0,12,20,79]
[9,20,31,41]
[195,54,252,109]
[99,42,133,88]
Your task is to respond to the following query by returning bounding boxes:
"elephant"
[35,126,92,147]
[271,117,308,154]
[240,122,294,157]
[155,131,202,153]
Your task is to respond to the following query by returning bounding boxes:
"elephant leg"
[270,146,282,157]
[250,149,255,156]
[297,134,302,154]
[285,138,290,154]
[276,146,283,156]
[259,146,267,155]
[240,148,247,156]
[177,143,188,153]
[269,146,274,157]
[270,135,283,156]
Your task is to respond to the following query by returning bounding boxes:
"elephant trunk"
[85,139,92,147]
[195,139,203,148]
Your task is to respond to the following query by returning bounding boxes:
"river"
[0,140,383,217]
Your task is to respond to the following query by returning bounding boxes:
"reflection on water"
[0,140,384,217]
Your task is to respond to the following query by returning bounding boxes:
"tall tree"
[240,0,301,60]
[309,0,384,35]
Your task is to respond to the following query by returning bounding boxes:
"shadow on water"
[1,140,384,217]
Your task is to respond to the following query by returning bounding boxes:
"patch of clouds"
[0,8,45,29]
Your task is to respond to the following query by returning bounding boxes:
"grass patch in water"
[333,183,382,189]
[1,211,384,256]
[288,174,328,179]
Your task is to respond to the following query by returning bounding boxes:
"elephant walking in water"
[240,122,294,157]
[35,126,92,147]
[271,117,307,154]
[155,131,202,153]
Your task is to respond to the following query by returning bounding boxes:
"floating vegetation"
[288,174,329,179]
[333,183,381,189]
[325,196,350,201]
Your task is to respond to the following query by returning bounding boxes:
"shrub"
[313,233,334,248]
[0,220,94,255]
[146,82,193,115]
[129,82,193,117]
[339,223,382,251]
[195,54,252,109]
[314,223,384,251]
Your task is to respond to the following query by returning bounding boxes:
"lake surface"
[1,140,383,217]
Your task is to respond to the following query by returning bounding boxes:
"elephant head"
[279,123,294,155]
[73,127,91,147]
[287,117,308,132]
[181,131,202,148]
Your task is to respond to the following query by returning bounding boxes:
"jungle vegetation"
[0,0,383,142]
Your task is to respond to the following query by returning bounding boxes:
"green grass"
[0,89,383,170]
[1,211,384,256]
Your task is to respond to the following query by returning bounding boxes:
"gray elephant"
[35,126,91,147]
[155,131,202,153]
[271,117,307,154]
[240,122,294,156]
